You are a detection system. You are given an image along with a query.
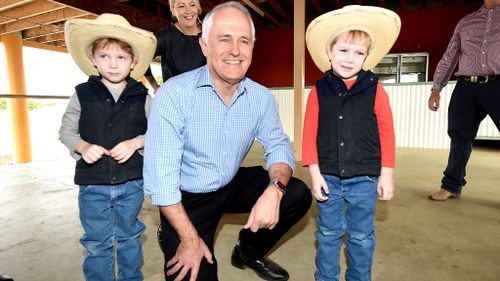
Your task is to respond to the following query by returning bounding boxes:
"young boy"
[303,5,401,281]
[59,13,156,281]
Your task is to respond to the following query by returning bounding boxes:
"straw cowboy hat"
[64,13,157,80]
[306,5,401,72]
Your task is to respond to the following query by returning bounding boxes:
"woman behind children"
[303,6,401,281]
[143,0,206,251]
[144,0,206,91]
[60,14,156,281]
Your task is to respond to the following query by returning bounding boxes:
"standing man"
[427,0,500,201]
[143,2,312,281]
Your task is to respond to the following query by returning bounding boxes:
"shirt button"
[340,142,344,146]
[339,115,343,119]
[482,64,485,67]
[341,169,345,174]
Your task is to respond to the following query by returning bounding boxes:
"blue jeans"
[78,179,146,281]
[315,175,378,281]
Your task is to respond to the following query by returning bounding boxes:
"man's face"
[200,7,254,89]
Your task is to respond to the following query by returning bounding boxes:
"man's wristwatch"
[270,179,287,195]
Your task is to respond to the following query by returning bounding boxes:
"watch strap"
[271,179,287,194]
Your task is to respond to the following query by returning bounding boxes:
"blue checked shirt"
[144,65,295,206]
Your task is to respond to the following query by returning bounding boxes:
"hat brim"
[306,5,401,72]
[64,15,157,80]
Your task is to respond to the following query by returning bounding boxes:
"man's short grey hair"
[201,1,256,43]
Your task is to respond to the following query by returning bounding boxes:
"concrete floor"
[1,142,500,281]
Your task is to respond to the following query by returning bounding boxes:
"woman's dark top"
[154,24,206,82]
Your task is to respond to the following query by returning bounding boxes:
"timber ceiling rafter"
[0,0,483,49]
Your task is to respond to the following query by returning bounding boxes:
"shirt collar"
[195,65,248,98]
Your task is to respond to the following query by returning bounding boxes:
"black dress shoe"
[231,242,289,281]
[0,274,14,281]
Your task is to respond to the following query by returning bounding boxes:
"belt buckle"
[470,76,478,83]
[479,76,489,83]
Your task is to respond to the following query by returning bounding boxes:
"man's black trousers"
[160,166,312,281]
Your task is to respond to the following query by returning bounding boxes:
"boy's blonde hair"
[91,38,134,60]
[329,30,371,52]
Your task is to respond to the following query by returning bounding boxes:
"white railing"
[271,81,499,149]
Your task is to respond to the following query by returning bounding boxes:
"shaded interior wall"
[246,2,481,87]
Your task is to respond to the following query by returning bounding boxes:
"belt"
[459,75,500,83]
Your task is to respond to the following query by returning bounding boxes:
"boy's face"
[327,32,368,80]
[91,43,136,87]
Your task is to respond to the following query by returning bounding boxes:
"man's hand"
[428,89,441,111]
[244,186,282,232]
[160,204,213,281]
[166,236,213,281]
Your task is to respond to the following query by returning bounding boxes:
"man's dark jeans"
[441,78,500,194]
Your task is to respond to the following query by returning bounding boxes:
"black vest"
[316,70,382,177]
[74,76,148,185]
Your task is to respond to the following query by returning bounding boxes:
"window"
[372,53,429,83]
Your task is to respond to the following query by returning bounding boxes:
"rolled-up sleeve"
[143,84,185,206]
[256,93,296,171]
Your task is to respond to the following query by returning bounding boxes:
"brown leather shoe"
[427,188,461,201]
